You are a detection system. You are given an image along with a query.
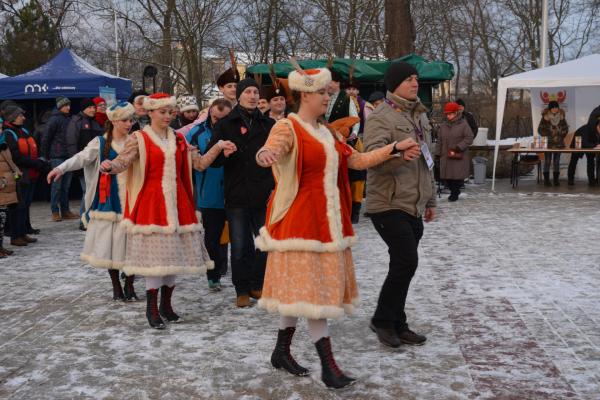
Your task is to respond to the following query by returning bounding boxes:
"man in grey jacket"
[364,62,437,348]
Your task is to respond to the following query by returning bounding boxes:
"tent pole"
[540,0,549,68]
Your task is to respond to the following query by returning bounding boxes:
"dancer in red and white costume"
[101,93,236,329]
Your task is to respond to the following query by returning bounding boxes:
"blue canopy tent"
[0,48,131,100]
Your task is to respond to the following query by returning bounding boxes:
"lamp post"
[540,0,549,68]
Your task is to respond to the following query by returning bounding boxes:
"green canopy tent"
[246,54,454,108]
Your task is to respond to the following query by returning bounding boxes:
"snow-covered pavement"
[1,182,600,399]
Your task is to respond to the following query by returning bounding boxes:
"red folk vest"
[257,115,355,253]
[123,130,199,234]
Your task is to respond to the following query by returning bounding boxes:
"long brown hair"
[103,121,115,160]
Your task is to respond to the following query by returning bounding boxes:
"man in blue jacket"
[187,99,233,291]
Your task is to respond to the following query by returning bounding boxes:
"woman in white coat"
[47,102,138,301]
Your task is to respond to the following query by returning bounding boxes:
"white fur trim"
[255,227,356,252]
[107,102,135,121]
[143,96,176,110]
[123,127,201,235]
[288,68,331,92]
[257,297,358,320]
[80,253,124,270]
[122,261,214,277]
[88,210,122,222]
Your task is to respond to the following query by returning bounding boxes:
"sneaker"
[208,280,222,292]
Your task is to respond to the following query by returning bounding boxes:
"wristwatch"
[390,141,404,158]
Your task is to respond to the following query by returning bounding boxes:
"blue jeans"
[79,175,86,217]
[225,207,267,295]
[50,158,73,213]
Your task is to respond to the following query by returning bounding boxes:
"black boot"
[543,172,551,187]
[123,274,139,301]
[314,337,356,389]
[350,202,361,224]
[271,327,310,376]
[159,285,181,323]
[553,172,560,186]
[108,269,124,301]
[146,289,165,329]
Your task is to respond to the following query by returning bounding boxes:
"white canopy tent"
[492,54,600,190]
[0,73,7,79]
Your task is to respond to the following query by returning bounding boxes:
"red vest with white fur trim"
[255,114,355,253]
[123,129,200,234]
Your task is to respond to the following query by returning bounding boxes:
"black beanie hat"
[80,98,95,111]
[236,78,259,100]
[128,89,148,104]
[384,62,419,93]
[547,101,560,110]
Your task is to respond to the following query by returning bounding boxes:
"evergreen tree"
[2,0,61,75]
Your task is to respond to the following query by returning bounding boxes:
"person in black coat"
[456,98,478,135]
[568,106,600,185]
[40,96,79,221]
[2,106,47,246]
[208,78,275,307]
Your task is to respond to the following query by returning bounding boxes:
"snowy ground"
[1,179,600,399]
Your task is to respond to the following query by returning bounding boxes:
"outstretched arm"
[347,138,420,170]
[191,140,236,171]
[256,120,294,168]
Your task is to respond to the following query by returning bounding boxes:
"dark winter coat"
[538,109,569,149]
[581,105,600,148]
[40,109,71,159]
[462,110,478,135]
[208,105,275,208]
[65,112,103,157]
[2,122,45,184]
[437,117,474,180]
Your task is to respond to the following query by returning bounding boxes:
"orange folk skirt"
[258,248,359,320]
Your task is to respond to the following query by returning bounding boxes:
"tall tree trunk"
[159,0,175,93]
[384,0,415,59]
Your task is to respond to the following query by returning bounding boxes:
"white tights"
[145,275,176,290]
[279,316,329,343]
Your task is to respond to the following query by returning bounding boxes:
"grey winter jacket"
[364,92,436,217]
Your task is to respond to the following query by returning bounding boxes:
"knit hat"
[443,102,461,114]
[216,67,240,87]
[143,93,176,110]
[236,78,260,100]
[3,104,25,122]
[0,100,17,113]
[456,98,466,107]
[80,98,95,111]
[368,91,385,104]
[384,62,418,92]
[176,94,199,112]
[56,96,71,109]
[93,97,106,106]
[288,68,332,93]
[548,101,560,110]
[106,101,135,121]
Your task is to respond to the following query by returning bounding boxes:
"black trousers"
[446,179,462,198]
[370,210,424,331]
[226,207,267,295]
[567,153,596,182]
[200,208,228,281]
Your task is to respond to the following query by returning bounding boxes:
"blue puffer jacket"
[186,117,225,209]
